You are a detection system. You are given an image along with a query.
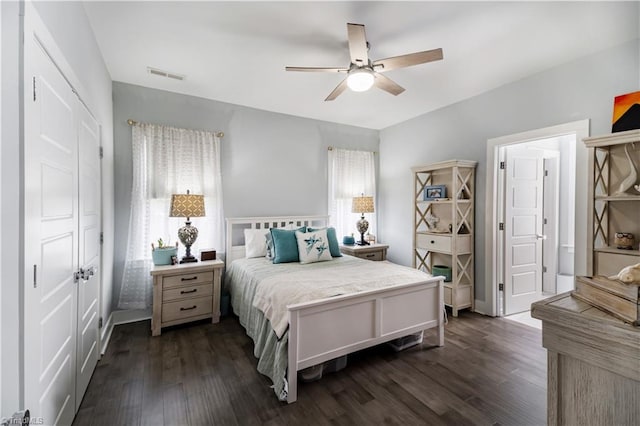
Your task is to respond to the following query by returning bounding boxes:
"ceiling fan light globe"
[347,70,374,92]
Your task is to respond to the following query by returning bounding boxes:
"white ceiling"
[83,1,638,130]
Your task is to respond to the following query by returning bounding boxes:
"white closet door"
[24,37,79,425]
[75,104,101,407]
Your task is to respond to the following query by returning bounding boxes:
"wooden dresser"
[531,292,640,425]
[150,259,224,336]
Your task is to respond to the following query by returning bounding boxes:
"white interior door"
[24,37,78,426]
[504,147,545,315]
[75,104,101,407]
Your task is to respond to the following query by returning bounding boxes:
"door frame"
[480,119,589,317]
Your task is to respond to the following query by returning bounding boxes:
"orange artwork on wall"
[612,91,640,132]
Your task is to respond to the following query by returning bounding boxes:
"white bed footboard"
[286,277,444,403]
[225,215,445,404]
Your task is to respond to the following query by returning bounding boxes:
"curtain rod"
[127,119,224,138]
[328,146,377,154]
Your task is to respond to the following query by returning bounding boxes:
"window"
[118,123,224,309]
[328,148,376,240]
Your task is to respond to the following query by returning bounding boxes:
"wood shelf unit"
[412,159,477,316]
[584,129,640,278]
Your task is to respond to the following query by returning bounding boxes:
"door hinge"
[100,232,104,244]
[499,222,504,231]
[98,317,103,328]
[99,146,104,159]
[544,169,549,177]
[543,266,547,273]
[33,77,36,102]
[499,283,504,291]
[544,218,548,225]
[499,161,505,170]
[33,265,37,288]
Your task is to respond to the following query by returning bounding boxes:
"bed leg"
[287,365,297,403]
[287,310,298,403]
[437,279,445,347]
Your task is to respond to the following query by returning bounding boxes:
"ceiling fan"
[285,23,443,101]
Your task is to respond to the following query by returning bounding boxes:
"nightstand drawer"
[162,271,214,289]
[356,251,383,261]
[162,296,212,322]
[163,283,213,302]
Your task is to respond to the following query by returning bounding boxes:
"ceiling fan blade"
[285,66,348,73]
[373,73,405,96]
[373,48,443,72]
[324,78,349,101]
[347,23,369,65]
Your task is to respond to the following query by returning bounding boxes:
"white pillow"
[295,229,332,264]
[244,228,269,258]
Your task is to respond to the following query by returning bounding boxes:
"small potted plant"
[151,238,178,265]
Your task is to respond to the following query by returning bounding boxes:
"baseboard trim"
[474,299,494,317]
[99,309,151,356]
[112,308,152,326]
[100,313,114,355]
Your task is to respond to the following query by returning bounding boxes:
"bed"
[225,215,444,403]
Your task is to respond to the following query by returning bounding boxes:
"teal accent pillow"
[271,226,306,263]
[307,227,342,257]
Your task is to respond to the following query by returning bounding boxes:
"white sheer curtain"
[118,123,224,309]
[328,148,376,240]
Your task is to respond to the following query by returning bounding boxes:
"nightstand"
[339,243,389,261]
[150,259,224,336]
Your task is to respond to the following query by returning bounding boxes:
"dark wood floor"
[73,311,547,426]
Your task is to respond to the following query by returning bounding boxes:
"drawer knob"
[181,276,198,281]
[180,289,197,294]
[431,240,435,244]
[366,254,375,257]
[180,305,197,311]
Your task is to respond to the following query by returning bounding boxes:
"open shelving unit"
[584,129,640,277]
[412,160,477,316]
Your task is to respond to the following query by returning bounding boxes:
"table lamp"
[169,190,205,263]
[352,194,374,246]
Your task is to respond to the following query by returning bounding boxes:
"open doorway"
[483,120,589,318]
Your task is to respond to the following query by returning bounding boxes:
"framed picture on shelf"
[423,185,447,201]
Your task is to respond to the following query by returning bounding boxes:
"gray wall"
[378,40,640,313]
[112,82,379,309]
[0,0,21,415]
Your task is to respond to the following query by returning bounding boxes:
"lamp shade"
[352,196,374,214]
[169,192,205,218]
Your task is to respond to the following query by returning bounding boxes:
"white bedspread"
[250,256,433,338]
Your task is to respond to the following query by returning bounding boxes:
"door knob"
[536,234,547,240]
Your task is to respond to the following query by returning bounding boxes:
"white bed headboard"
[226,215,329,264]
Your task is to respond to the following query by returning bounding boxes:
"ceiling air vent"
[147,67,185,81]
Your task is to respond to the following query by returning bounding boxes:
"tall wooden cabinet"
[584,129,640,278]
[412,160,477,316]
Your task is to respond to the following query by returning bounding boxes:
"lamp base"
[356,232,370,246]
[356,216,370,246]
[177,221,199,264]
